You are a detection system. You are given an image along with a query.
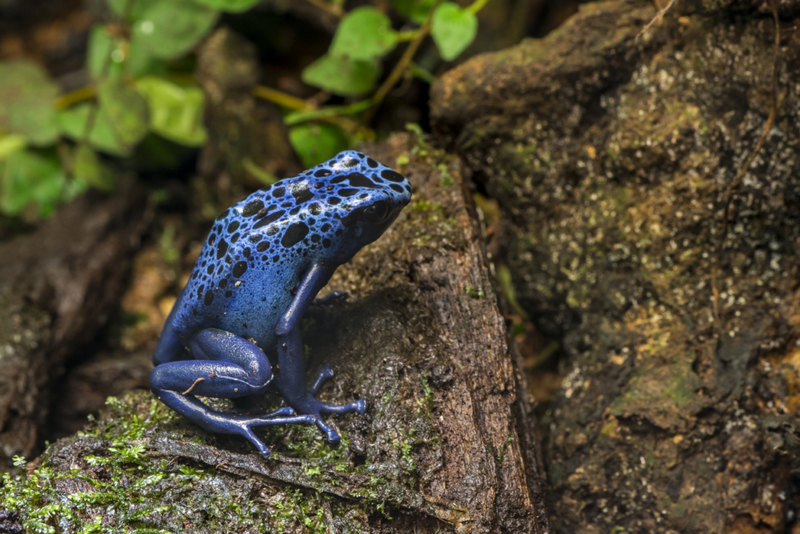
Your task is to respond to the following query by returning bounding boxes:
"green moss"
[464,285,485,299]
[495,434,515,463]
[438,163,454,187]
[284,425,354,474]
[412,199,443,212]
[0,395,202,534]
[417,373,434,418]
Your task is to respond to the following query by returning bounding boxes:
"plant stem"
[369,1,438,114]
[252,86,309,112]
[54,86,96,110]
[396,30,416,42]
[284,99,374,125]
[467,0,492,13]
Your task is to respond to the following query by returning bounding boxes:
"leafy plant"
[0,0,490,218]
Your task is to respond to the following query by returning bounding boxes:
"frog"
[151,150,411,457]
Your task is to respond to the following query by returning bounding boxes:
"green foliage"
[98,78,150,146]
[135,77,208,146]
[432,2,478,61]
[74,143,114,191]
[191,0,261,12]
[0,61,59,145]
[302,54,380,97]
[392,0,436,24]
[331,7,398,61]
[57,103,132,156]
[0,149,76,217]
[129,0,219,60]
[289,123,349,168]
[0,0,490,218]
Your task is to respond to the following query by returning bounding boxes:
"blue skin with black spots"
[151,151,411,457]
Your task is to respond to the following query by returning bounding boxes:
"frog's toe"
[238,414,315,456]
[318,400,367,416]
[310,366,335,395]
[240,427,272,458]
[353,399,367,415]
[312,417,341,444]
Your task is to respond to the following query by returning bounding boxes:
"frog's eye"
[363,201,389,223]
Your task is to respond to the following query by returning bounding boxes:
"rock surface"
[432,1,800,532]
[0,185,147,473]
[0,135,550,533]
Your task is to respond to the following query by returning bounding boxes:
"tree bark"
[0,135,550,533]
[0,184,147,474]
[431,1,800,532]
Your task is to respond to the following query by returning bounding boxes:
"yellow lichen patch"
[775,347,800,415]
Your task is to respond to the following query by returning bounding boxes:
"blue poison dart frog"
[151,151,411,457]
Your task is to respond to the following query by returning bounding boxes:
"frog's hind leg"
[274,264,368,445]
[150,328,314,457]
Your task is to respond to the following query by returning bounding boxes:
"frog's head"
[309,150,412,264]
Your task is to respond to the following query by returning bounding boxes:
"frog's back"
[170,151,412,349]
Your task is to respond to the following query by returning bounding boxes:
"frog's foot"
[151,329,318,457]
[289,395,366,444]
[154,389,315,457]
[299,367,367,442]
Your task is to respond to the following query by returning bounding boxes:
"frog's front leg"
[150,328,315,457]
[275,263,367,443]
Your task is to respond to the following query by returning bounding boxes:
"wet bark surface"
[0,184,148,473]
[0,135,549,533]
[432,1,800,532]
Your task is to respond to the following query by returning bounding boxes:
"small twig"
[368,0,439,117]
[253,85,310,112]
[54,86,96,110]
[467,0,492,13]
[182,377,205,395]
[284,99,374,125]
[636,0,677,41]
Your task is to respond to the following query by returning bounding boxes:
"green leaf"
[331,7,397,61]
[87,25,116,79]
[73,144,115,191]
[87,24,164,79]
[98,78,150,146]
[392,0,435,24]
[56,104,131,156]
[302,54,379,96]
[134,77,207,146]
[130,0,219,59]
[0,60,59,146]
[431,2,477,61]
[0,148,66,216]
[0,134,27,161]
[106,0,156,21]
[289,124,348,168]
[190,0,260,12]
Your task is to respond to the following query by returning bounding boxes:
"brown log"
[0,184,148,472]
[431,1,800,532]
[0,135,549,533]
